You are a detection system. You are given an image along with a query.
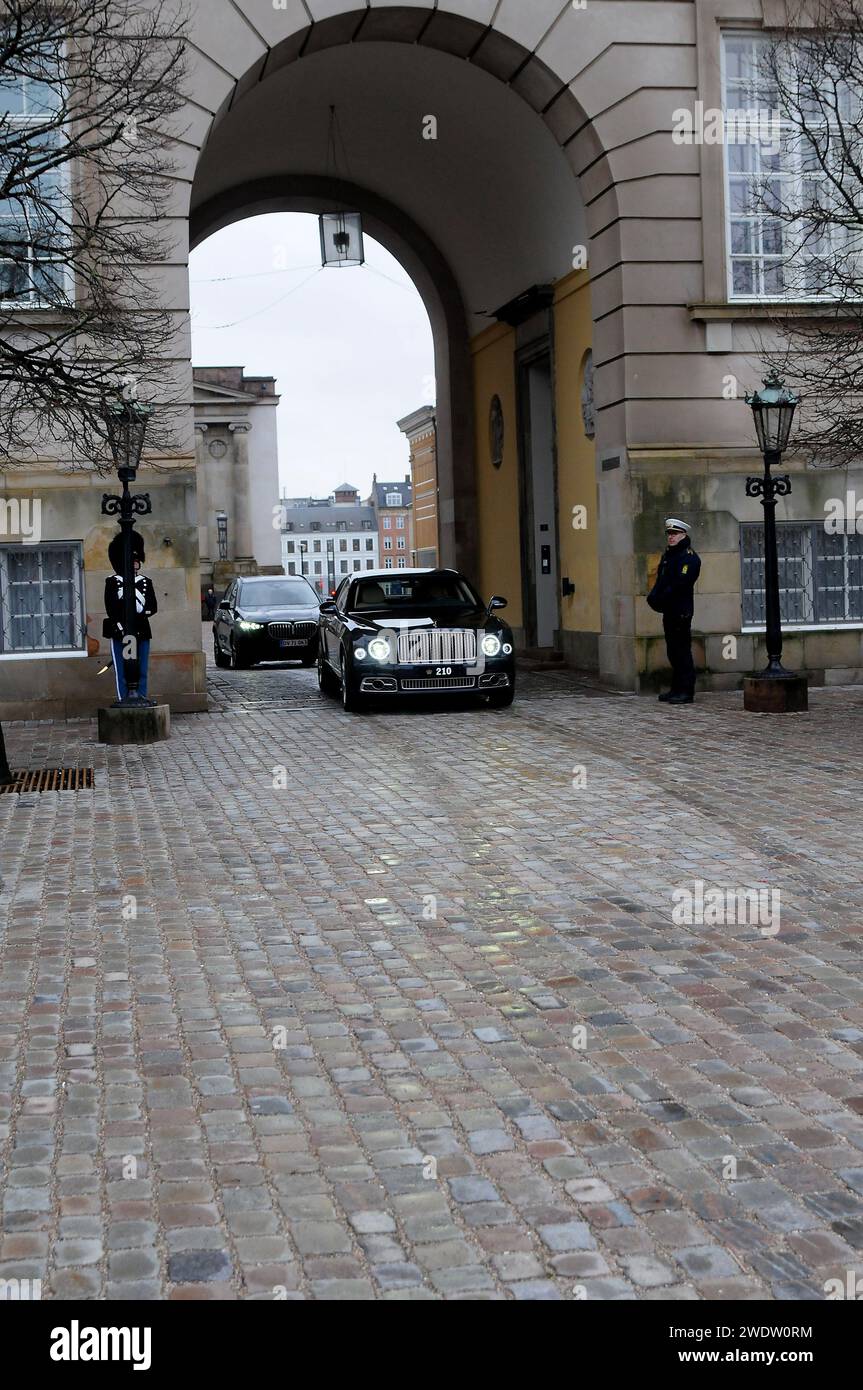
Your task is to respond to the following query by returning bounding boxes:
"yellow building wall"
[471,322,522,630]
[553,269,600,635]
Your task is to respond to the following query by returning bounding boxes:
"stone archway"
[183,4,611,606]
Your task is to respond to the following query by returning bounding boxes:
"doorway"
[517,347,560,650]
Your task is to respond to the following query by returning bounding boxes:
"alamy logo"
[824,1271,862,1300]
[672,101,780,155]
[0,1278,42,1300]
[672,880,780,936]
[825,493,863,535]
[50,1322,151,1371]
[0,497,42,542]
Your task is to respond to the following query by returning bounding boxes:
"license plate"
[425,666,467,677]
[280,639,306,647]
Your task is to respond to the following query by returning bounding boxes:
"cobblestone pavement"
[1,641,862,1301]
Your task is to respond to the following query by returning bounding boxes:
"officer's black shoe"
[657,691,675,702]
[667,693,694,705]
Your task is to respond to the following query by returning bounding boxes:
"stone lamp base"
[743,674,808,713]
[98,704,171,745]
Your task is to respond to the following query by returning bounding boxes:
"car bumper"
[356,663,515,695]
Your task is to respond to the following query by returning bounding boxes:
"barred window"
[0,542,85,653]
[741,522,863,625]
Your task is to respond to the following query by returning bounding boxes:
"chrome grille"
[401,676,477,691]
[397,629,477,664]
[268,621,317,639]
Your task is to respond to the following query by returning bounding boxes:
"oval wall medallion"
[208,438,228,459]
[581,351,596,439]
[489,395,504,469]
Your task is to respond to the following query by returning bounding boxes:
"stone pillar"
[230,422,254,564]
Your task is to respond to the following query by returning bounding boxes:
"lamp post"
[743,374,808,712]
[326,537,335,596]
[101,394,154,707]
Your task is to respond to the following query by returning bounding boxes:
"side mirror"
[218,600,231,611]
[319,601,337,616]
[489,596,508,612]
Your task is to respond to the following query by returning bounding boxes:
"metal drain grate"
[0,767,95,795]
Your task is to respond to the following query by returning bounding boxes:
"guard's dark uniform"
[102,573,158,643]
[647,537,701,699]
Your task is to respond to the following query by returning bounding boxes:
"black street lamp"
[0,722,13,786]
[101,394,154,707]
[743,373,808,712]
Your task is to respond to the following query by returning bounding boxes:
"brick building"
[398,406,439,569]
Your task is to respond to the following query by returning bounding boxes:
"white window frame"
[0,53,72,310]
[386,492,402,506]
[722,30,860,302]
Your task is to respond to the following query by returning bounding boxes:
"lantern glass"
[104,398,153,472]
[746,376,799,456]
[319,212,364,268]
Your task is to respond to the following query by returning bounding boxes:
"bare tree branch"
[0,0,190,469]
[750,1,863,466]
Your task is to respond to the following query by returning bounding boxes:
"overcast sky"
[189,213,435,502]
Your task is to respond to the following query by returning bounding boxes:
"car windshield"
[350,574,479,611]
[240,580,316,608]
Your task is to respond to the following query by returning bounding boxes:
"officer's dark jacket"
[102,572,158,640]
[646,537,701,619]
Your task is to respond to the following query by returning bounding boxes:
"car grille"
[397,629,477,664]
[401,676,477,691]
[268,621,317,640]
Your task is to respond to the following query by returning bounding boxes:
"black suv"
[214,575,321,669]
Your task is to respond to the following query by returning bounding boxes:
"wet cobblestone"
[0,648,862,1299]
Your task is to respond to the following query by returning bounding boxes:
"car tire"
[230,640,251,671]
[317,648,338,695]
[213,630,229,668]
[487,685,515,709]
[340,650,364,713]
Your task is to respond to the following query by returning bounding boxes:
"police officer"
[647,517,701,704]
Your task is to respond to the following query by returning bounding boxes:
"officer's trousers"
[663,614,695,697]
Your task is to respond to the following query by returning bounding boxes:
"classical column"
[194,423,211,570]
[229,422,254,564]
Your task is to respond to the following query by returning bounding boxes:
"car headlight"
[368,637,392,662]
[502,642,513,656]
[481,634,502,657]
[355,648,367,661]
[238,621,263,631]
